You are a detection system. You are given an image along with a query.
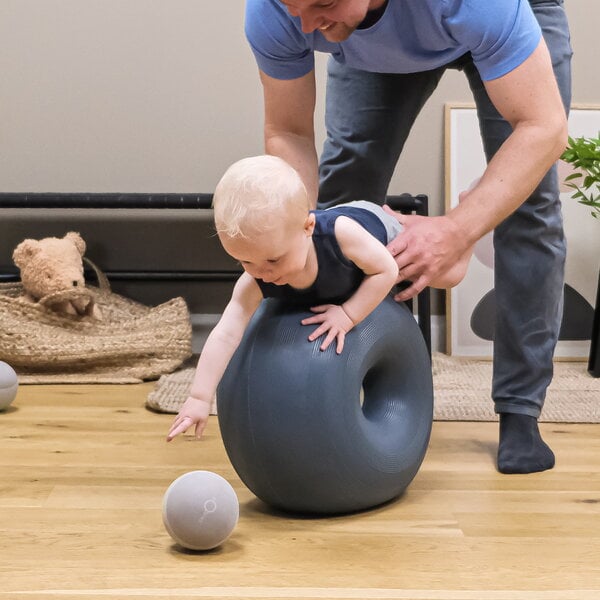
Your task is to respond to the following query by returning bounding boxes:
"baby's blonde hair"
[213,155,309,238]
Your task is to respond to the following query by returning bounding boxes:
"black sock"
[497,413,555,474]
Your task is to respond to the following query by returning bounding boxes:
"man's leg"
[463,0,572,473]
[318,58,444,208]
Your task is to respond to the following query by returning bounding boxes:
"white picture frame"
[445,103,600,359]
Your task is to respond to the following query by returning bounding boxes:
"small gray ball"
[0,362,18,411]
[162,470,239,551]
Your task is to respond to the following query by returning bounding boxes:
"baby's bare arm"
[167,273,262,440]
[302,217,398,353]
[336,217,398,325]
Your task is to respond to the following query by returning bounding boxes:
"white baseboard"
[191,313,447,355]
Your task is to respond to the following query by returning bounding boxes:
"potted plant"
[561,134,600,376]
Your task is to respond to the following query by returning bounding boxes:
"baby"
[167,155,468,441]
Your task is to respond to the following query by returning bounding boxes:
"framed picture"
[445,103,600,358]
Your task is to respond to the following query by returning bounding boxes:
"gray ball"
[162,471,239,551]
[0,362,18,411]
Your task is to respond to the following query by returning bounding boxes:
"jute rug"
[146,353,600,423]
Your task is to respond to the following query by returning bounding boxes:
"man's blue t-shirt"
[245,0,541,82]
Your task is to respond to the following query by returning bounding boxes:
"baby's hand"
[166,396,211,442]
[301,304,354,354]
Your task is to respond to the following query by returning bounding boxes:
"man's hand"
[166,396,211,442]
[301,304,354,354]
[383,206,468,301]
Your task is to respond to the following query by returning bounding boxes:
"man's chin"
[321,24,356,42]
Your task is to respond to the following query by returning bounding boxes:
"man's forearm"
[449,118,567,246]
[265,132,320,207]
[450,37,568,245]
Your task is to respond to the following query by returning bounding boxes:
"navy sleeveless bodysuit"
[256,206,388,307]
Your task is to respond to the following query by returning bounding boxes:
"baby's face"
[221,215,314,286]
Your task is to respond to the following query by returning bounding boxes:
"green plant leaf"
[564,173,582,182]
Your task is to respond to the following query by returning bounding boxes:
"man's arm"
[451,38,568,245]
[390,38,568,301]
[260,69,320,206]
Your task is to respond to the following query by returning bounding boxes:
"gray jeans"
[317,0,572,417]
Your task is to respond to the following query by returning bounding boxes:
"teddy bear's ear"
[64,231,86,256]
[12,239,41,268]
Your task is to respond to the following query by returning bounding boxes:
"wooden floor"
[1,383,600,600]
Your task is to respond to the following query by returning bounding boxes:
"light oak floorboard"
[1,383,599,599]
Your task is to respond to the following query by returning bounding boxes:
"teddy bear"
[12,232,102,319]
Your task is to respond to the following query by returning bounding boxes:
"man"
[244,0,572,473]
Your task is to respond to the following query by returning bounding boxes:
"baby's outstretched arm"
[166,273,262,441]
[301,216,398,354]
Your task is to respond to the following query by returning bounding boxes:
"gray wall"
[1,1,597,313]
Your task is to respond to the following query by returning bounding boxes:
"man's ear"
[304,212,316,236]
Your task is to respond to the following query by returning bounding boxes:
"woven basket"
[0,260,192,383]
